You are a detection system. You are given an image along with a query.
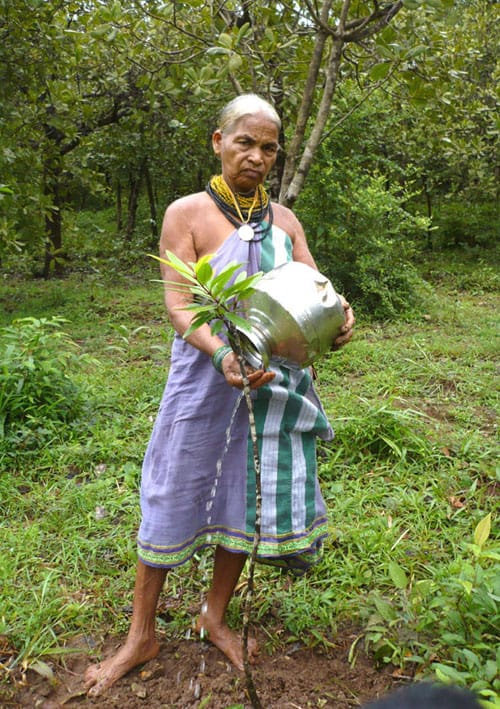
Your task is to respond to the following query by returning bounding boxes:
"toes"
[88,682,104,698]
[83,665,98,688]
[87,674,112,698]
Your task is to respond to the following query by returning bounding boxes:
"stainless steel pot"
[236,261,345,369]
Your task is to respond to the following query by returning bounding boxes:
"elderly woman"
[84,93,354,696]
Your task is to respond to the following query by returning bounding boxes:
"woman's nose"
[247,147,263,164]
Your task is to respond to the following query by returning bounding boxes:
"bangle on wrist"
[212,345,233,373]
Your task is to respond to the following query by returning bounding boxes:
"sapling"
[152,250,265,709]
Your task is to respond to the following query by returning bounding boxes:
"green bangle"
[212,345,233,373]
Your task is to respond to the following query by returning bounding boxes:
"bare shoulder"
[165,191,211,219]
[271,201,316,268]
[161,191,212,242]
[160,192,209,260]
[271,202,303,239]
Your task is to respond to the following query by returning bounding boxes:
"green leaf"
[373,595,397,622]
[221,273,262,300]
[193,253,214,273]
[224,313,253,333]
[236,22,250,45]
[162,250,192,271]
[432,662,466,685]
[218,32,233,49]
[369,62,392,81]
[194,261,214,284]
[474,513,491,548]
[459,579,473,596]
[228,53,243,72]
[479,699,500,709]
[209,263,244,296]
[388,561,408,590]
[183,314,212,339]
[151,252,198,283]
[181,304,215,314]
[210,320,225,337]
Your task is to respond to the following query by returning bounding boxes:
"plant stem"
[228,327,263,709]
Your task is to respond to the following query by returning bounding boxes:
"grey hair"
[218,93,281,133]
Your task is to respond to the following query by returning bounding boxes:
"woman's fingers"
[248,370,275,389]
[229,368,275,389]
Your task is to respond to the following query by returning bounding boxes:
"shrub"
[0,317,94,456]
[297,171,430,319]
[433,201,499,250]
[358,514,499,702]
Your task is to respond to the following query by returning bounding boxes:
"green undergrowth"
[0,258,498,701]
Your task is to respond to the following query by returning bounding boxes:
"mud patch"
[3,627,400,708]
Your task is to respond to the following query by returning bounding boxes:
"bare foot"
[83,636,160,697]
[195,606,258,671]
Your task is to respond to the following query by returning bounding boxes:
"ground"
[2,626,402,709]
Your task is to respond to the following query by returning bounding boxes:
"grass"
[0,251,498,701]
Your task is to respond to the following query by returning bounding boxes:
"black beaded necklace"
[206,175,273,242]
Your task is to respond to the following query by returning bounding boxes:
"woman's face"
[212,112,280,194]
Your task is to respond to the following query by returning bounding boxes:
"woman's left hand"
[332,296,355,350]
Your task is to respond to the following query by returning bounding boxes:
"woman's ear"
[212,129,223,156]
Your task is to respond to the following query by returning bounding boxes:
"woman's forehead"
[226,112,279,137]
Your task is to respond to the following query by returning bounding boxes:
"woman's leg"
[196,545,258,670]
[84,560,167,696]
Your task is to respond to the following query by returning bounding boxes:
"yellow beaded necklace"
[206,174,272,242]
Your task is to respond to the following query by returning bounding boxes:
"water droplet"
[199,658,206,673]
[207,515,212,524]
[201,601,208,614]
[184,628,191,640]
[205,500,213,512]
[199,626,206,640]
[193,681,201,699]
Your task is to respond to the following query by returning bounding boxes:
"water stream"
[205,390,244,542]
[190,391,245,699]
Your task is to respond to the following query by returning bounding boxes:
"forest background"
[0,0,498,706]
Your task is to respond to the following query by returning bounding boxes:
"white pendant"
[238,224,254,241]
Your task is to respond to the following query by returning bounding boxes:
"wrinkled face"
[212,112,280,194]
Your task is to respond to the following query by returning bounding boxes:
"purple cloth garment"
[137,225,333,572]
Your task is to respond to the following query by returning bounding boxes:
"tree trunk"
[42,164,64,279]
[278,0,402,207]
[125,172,142,242]
[143,159,158,244]
[279,0,334,205]
[116,179,123,234]
[268,73,286,201]
[281,0,351,208]
[423,176,433,250]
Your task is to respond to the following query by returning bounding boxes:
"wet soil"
[1,626,402,709]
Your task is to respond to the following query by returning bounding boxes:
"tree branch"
[282,0,352,207]
[279,0,334,203]
[344,1,403,42]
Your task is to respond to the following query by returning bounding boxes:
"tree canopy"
[1,0,497,276]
